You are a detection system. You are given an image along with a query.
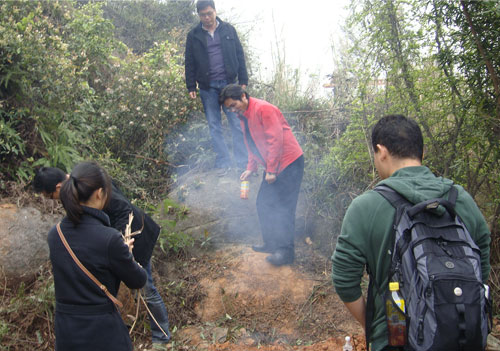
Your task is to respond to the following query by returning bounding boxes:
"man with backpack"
[332,115,491,351]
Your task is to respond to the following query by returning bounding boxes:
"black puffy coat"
[48,206,146,351]
[185,17,248,92]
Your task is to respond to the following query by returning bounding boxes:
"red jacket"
[242,97,303,174]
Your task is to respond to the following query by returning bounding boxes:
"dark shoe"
[251,244,276,253]
[266,250,294,266]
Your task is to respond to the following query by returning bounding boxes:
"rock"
[168,169,307,246]
[0,204,61,282]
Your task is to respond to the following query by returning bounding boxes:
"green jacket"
[331,166,491,351]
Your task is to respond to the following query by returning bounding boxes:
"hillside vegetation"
[0,0,499,349]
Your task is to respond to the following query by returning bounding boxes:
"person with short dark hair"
[331,115,491,351]
[34,166,171,349]
[33,166,66,199]
[47,161,147,351]
[185,0,248,176]
[220,84,304,266]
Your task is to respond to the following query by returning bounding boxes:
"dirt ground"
[127,241,366,351]
[2,183,499,351]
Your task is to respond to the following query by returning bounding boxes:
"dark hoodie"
[332,166,490,351]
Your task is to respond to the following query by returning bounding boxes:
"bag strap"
[56,222,123,308]
[366,185,411,351]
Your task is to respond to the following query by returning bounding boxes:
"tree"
[330,0,500,306]
[102,0,198,54]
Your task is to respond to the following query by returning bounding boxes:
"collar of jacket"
[81,205,111,227]
[242,97,254,118]
[195,17,226,37]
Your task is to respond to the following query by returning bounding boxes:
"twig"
[129,290,141,334]
[122,213,169,340]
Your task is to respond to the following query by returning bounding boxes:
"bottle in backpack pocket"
[386,282,406,346]
[240,181,249,199]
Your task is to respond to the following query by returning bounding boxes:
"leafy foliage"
[0,0,98,182]
[0,0,200,201]
[102,0,198,54]
[330,0,500,310]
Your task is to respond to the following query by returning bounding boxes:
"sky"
[215,0,350,88]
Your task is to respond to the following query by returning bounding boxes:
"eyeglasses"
[198,11,214,18]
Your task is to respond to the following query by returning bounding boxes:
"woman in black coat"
[47,161,147,351]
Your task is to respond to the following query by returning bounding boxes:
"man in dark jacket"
[34,167,171,349]
[185,0,248,176]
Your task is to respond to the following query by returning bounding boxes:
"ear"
[375,144,389,159]
[95,187,104,200]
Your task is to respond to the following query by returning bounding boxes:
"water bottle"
[240,181,249,199]
[386,281,406,346]
[342,336,353,351]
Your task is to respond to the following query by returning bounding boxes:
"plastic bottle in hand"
[240,181,249,199]
[343,336,353,351]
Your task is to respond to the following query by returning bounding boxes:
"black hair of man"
[196,0,215,13]
[60,161,112,225]
[371,114,424,161]
[219,83,249,105]
[33,167,67,193]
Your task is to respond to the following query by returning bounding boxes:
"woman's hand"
[265,172,277,184]
[240,170,253,181]
[125,238,135,253]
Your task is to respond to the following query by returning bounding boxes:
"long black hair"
[60,161,111,225]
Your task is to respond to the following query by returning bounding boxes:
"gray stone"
[167,169,308,246]
[0,204,61,282]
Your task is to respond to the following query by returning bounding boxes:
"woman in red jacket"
[220,84,304,266]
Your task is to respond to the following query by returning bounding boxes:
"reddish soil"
[136,243,365,350]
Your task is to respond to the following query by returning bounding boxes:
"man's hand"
[265,172,276,184]
[241,84,247,90]
[240,170,252,181]
[189,91,197,99]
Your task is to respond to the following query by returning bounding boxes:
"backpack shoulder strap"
[373,184,411,209]
[365,185,410,351]
[448,185,458,205]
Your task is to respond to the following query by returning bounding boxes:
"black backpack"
[366,185,491,351]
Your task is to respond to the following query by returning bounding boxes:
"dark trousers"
[256,155,304,252]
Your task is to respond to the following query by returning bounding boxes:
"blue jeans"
[144,261,171,343]
[199,80,248,169]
